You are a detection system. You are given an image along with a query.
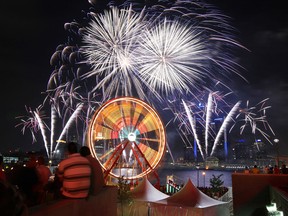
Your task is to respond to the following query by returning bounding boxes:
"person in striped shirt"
[57,142,92,198]
[79,146,105,195]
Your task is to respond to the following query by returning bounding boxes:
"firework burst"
[136,18,209,95]
[81,6,149,100]
[167,92,275,161]
[230,98,275,144]
[78,0,246,101]
[17,0,262,163]
[16,103,84,159]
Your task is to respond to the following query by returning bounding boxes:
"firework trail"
[205,93,213,155]
[17,0,253,162]
[16,103,84,159]
[182,99,205,160]
[180,92,233,160]
[167,91,275,161]
[47,0,246,104]
[16,105,50,157]
[52,103,84,158]
[34,111,50,158]
[230,98,275,145]
[210,101,241,156]
[16,106,43,144]
[50,106,57,156]
[79,91,101,145]
[43,0,247,149]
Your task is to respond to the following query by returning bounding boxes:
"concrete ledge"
[29,186,118,216]
[232,173,288,216]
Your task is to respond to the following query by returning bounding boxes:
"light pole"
[274,139,280,166]
[196,164,200,187]
[202,171,206,187]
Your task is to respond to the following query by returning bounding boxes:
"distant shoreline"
[156,162,245,172]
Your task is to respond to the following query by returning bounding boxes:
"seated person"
[0,180,28,216]
[80,146,106,195]
[57,142,92,198]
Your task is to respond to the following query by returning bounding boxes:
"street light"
[196,164,200,187]
[202,171,206,187]
[274,139,279,166]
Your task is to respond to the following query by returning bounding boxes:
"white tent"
[150,179,230,216]
[118,177,170,216]
[130,177,170,202]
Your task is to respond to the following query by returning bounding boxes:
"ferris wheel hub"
[128,132,136,142]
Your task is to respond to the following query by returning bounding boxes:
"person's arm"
[56,165,64,182]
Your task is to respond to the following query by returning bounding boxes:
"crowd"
[0,142,105,216]
[244,164,288,174]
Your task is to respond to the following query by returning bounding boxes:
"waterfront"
[156,167,233,187]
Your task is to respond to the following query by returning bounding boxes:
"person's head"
[37,156,45,165]
[79,146,91,157]
[67,142,78,154]
[0,180,26,216]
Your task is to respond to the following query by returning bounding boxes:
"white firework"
[17,1,250,163]
[136,18,208,95]
[81,6,148,100]
[168,91,272,160]
[80,3,245,101]
[230,98,275,144]
[16,103,84,159]
[180,93,240,160]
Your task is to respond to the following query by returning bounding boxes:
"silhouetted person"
[0,180,28,216]
[35,156,52,204]
[9,166,39,207]
[80,146,105,195]
[268,166,274,174]
[263,165,269,174]
[57,142,92,198]
[273,165,280,174]
[251,165,260,174]
[244,166,250,174]
[281,163,288,174]
[26,154,37,168]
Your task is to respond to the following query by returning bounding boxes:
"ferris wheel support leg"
[132,142,160,188]
[104,140,129,179]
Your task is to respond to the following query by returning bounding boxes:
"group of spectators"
[0,142,106,215]
[56,142,105,199]
[244,164,288,174]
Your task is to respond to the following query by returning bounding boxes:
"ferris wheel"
[87,97,166,180]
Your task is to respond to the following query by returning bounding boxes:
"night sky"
[1,1,288,156]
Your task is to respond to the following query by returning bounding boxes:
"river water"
[155,167,233,188]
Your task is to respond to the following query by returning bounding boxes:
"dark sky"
[1,0,288,156]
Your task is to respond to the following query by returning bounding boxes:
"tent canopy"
[130,177,169,202]
[154,178,228,208]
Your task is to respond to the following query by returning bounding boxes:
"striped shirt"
[57,153,91,198]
